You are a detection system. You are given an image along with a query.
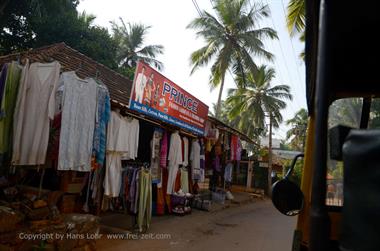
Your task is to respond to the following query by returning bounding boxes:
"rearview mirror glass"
[272,179,304,216]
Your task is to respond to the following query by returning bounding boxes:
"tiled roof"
[0,43,255,144]
[0,43,132,106]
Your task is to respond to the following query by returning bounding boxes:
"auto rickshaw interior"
[271,0,380,251]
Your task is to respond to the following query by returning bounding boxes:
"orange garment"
[215,140,222,156]
[156,187,165,215]
[165,194,171,213]
[174,170,181,192]
[205,139,212,152]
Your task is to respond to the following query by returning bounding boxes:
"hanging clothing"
[236,137,242,161]
[167,131,182,194]
[160,131,169,168]
[182,137,189,167]
[105,111,139,197]
[230,135,237,160]
[127,168,140,213]
[230,135,242,161]
[215,140,223,156]
[137,169,152,232]
[205,139,212,152]
[92,85,111,166]
[150,129,163,183]
[57,72,97,171]
[174,170,181,193]
[104,153,122,197]
[224,162,233,183]
[49,112,62,168]
[0,62,22,154]
[190,139,201,181]
[0,64,8,113]
[200,138,205,170]
[180,168,189,193]
[121,117,140,160]
[107,111,125,152]
[156,185,165,215]
[12,61,61,165]
[213,155,222,172]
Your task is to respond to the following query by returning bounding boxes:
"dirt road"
[97,199,296,251]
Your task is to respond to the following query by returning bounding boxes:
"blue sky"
[78,0,306,140]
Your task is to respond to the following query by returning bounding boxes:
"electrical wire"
[263,0,304,108]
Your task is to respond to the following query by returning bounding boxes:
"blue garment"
[224,162,233,182]
[92,85,111,166]
[0,64,8,118]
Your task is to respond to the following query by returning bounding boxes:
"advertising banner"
[129,61,209,135]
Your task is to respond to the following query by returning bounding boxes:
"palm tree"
[328,98,362,128]
[187,0,277,119]
[286,0,305,59]
[286,108,308,151]
[110,18,164,70]
[286,0,305,36]
[226,66,292,137]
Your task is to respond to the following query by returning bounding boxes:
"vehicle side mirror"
[271,154,304,216]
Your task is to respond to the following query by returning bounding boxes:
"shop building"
[0,43,257,249]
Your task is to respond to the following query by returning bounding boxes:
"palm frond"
[286,0,305,36]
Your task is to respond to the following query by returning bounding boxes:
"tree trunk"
[268,114,273,197]
[215,74,225,119]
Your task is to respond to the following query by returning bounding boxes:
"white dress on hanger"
[57,72,97,171]
[166,131,183,194]
[12,61,61,165]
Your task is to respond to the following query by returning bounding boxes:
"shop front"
[0,43,256,250]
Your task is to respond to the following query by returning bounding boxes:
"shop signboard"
[129,61,209,135]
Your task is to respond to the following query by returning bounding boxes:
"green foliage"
[187,0,278,118]
[331,161,343,179]
[282,158,303,186]
[225,65,292,136]
[286,0,305,36]
[0,0,118,70]
[329,98,362,128]
[286,108,308,151]
[285,0,305,59]
[369,99,380,128]
[259,148,269,157]
[110,18,164,71]
[280,140,292,150]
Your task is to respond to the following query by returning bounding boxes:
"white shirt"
[121,117,139,160]
[57,72,97,172]
[126,117,139,159]
[168,132,183,167]
[12,61,61,165]
[107,111,139,159]
[182,137,189,167]
[190,139,201,179]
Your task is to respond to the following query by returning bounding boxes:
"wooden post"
[246,160,253,192]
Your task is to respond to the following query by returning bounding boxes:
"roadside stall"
[0,43,256,250]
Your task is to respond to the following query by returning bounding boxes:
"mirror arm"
[285,153,305,179]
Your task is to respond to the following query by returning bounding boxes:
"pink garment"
[236,138,242,161]
[160,131,168,168]
[230,135,238,160]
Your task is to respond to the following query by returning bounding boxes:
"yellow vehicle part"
[296,116,342,248]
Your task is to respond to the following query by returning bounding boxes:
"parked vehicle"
[271,0,380,250]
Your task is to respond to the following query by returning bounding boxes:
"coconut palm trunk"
[215,74,225,119]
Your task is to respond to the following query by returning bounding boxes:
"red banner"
[129,61,209,135]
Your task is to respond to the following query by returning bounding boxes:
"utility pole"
[268,113,273,197]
